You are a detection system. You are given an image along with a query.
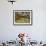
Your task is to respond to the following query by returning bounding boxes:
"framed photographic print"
[13,10,32,25]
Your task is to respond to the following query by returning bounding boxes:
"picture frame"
[13,10,32,25]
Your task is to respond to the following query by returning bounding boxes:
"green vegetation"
[15,12,30,23]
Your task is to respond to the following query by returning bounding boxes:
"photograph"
[13,10,32,25]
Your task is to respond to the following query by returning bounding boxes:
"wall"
[0,0,46,42]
